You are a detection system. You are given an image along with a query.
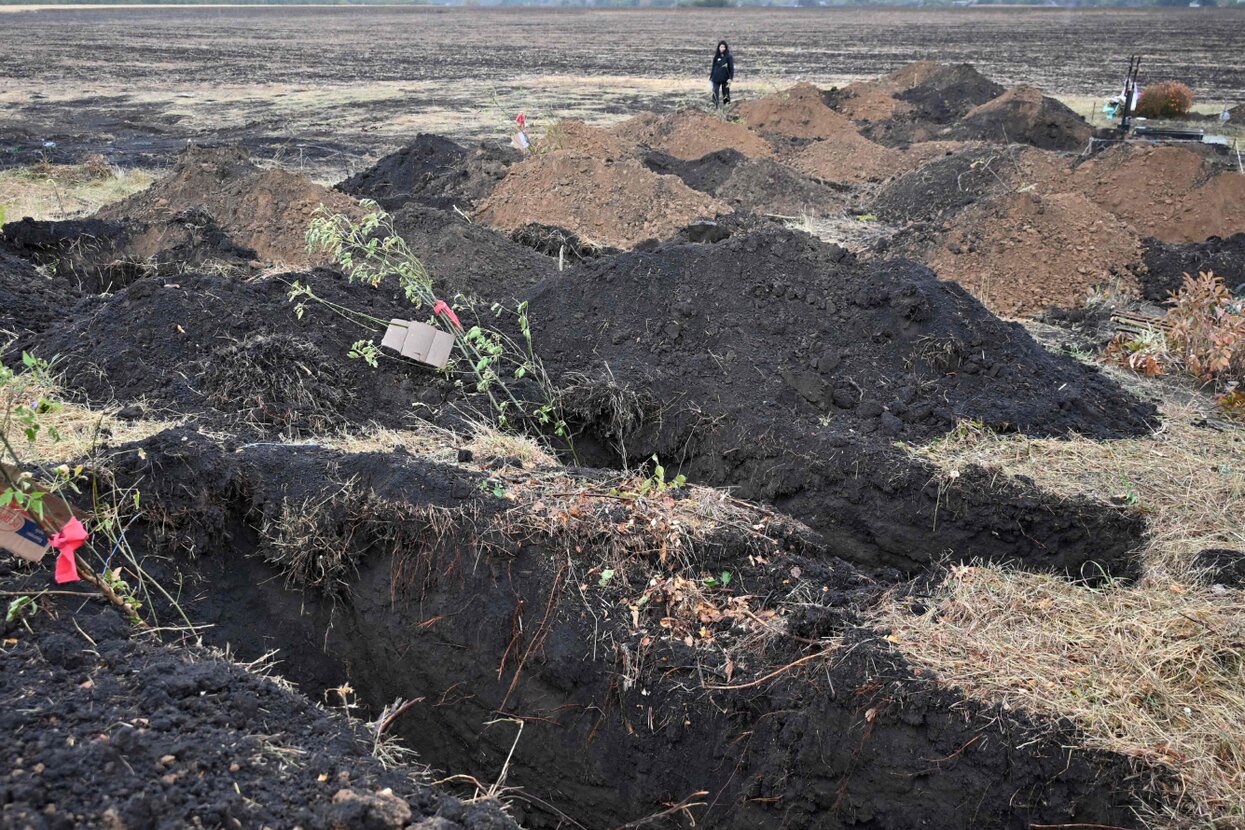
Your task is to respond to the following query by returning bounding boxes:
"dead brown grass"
[873,377,1245,827]
[0,158,155,221]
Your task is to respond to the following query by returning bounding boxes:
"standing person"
[710,40,734,108]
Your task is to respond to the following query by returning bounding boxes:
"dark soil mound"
[1137,233,1245,300]
[871,147,1005,224]
[17,269,451,435]
[0,559,516,830]
[97,431,1166,830]
[0,242,82,337]
[895,63,1005,123]
[508,222,622,264]
[642,149,847,216]
[389,203,558,301]
[97,145,359,267]
[526,228,1155,574]
[3,211,258,293]
[952,86,1093,151]
[1193,548,1245,588]
[339,135,520,212]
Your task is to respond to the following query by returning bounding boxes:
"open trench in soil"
[89,423,1163,830]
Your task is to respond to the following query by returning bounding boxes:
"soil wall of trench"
[113,434,1162,830]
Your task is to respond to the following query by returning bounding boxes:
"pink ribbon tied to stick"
[515,112,527,129]
[49,516,88,584]
[433,299,462,331]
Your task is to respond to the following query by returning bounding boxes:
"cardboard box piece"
[381,319,454,370]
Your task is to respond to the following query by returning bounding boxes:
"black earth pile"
[950,86,1094,151]
[389,203,559,300]
[0,242,82,337]
[1137,233,1245,300]
[870,147,1008,225]
[339,135,520,212]
[0,559,517,830]
[527,227,1155,573]
[16,269,453,436]
[2,211,258,293]
[642,148,847,217]
[896,63,1005,124]
[1193,548,1245,589]
[86,428,1166,830]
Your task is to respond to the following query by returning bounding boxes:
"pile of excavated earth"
[2,60,1244,829]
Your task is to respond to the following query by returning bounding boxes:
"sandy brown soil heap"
[612,110,774,160]
[788,131,901,184]
[98,147,359,267]
[1071,144,1245,243]
[835,82,914,122]
[928,190,1142,317]
[535,119,638,161]
[736,82,857,140]
[474,150,727,249]
[953,86,1093,151]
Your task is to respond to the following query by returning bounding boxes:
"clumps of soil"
[338,135,520,213]
[1137,232,1245,300]
[1072,143,1245,242]
[871,147,1011,223]
[951,86,1093,151]
[735,82,856,139]
[18,269,445,436]
[1193,548,1245,589]
[788,131,903,184]
[0,241,82,336]
[200,333,349,433]
[0,561,516,830]
[927,191,1143,317]
[535,119,637,160]
[4,211,258,293]
[389,203,556,301]
[643,148,847,216]
[474,151,727,249]
[612,109,774,160]
[97,145,360,267]
[893,62,1006,123]
[526,227,1155,573]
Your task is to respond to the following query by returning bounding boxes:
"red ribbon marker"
[515,112,526,129]
[433,300,462,331]
[49,516,88,584]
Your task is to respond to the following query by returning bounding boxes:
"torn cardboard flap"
[381,319,454,370]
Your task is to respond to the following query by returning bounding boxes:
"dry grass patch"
[872,386,1245,826]
[0,158,155,221]
[323,421,557,470]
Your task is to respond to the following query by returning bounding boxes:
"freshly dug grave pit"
[951,85,1093,152]
[642,148,849,217]
[100,430,1169,830]
[338,134,521,212]
[0,559,516,830]
[1136,232,1245,300]
[507,223,622,264]
[1071,143,1245,243]
[926,191,1144,317]
[15,269,455,437]
[735,82,856,140]
[389,203,558,301]
[525,227,1154,574]
[2,211,259,293]
[612,110,774,161]
[97,145,360,267]
[474,150,728,250]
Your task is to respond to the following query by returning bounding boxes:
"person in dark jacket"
[710,40,734,108]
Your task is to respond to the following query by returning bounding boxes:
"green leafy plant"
[618,455,687,498]
[6,594,36,624]
[303,203,571,446]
